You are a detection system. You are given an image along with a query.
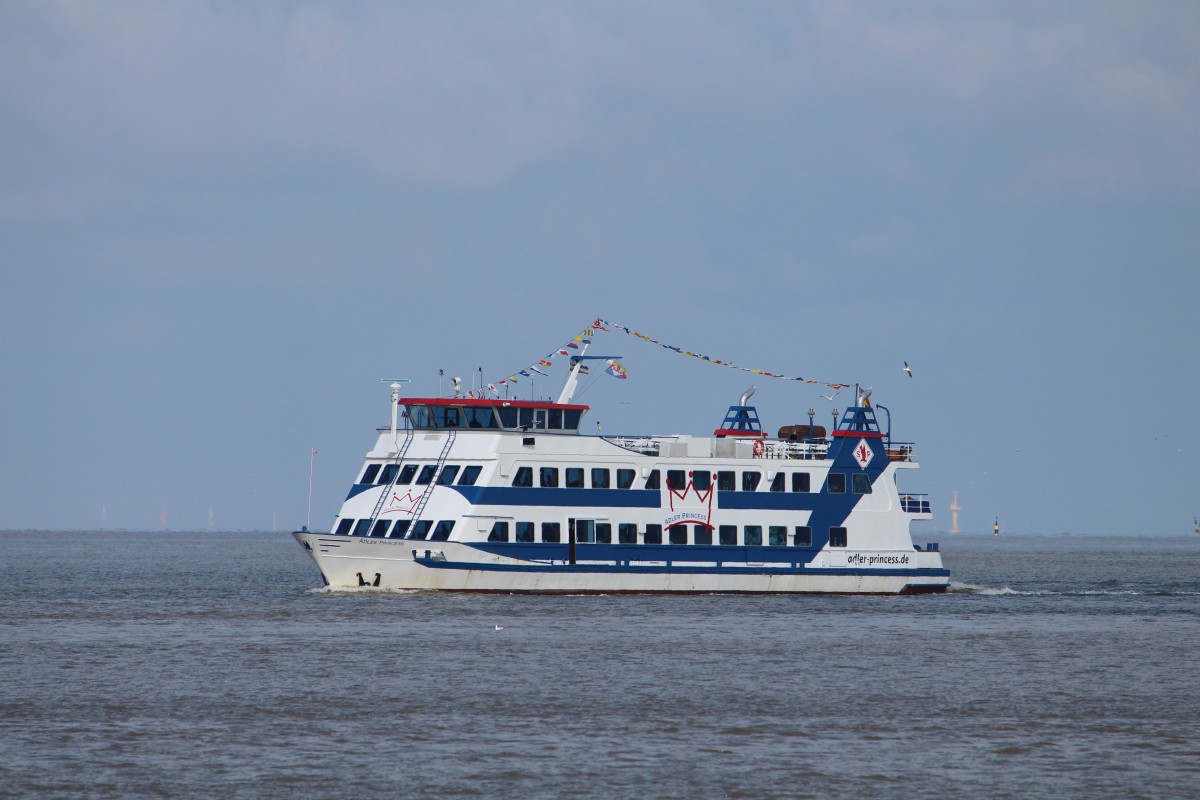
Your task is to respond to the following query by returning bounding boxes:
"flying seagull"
[903,361,913,378]
[820,389,841,401]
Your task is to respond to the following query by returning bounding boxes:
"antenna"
[949,492,960,535]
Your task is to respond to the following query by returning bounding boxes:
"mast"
[555,339,591,404]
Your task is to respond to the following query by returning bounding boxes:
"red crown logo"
[665,472,715,528]
[382,488,425,516]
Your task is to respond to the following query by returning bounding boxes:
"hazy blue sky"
[2,1,1197,535]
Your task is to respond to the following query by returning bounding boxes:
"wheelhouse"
[400,398,589,433]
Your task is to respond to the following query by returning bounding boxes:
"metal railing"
[900,494,931,514]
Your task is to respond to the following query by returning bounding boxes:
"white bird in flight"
[820,389,841,401]
[903,361,913,378]
[494,624,504,631]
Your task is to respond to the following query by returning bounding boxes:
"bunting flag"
[596,319,849,390]
[605,359,628,379]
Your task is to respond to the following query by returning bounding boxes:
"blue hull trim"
[411,556,950,579]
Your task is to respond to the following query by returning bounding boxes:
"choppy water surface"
[1,531,1197,799]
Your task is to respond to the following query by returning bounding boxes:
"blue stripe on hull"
[412,557,949,580]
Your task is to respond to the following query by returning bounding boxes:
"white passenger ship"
[294,353,949,594]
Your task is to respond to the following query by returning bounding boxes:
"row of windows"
[510,467,871,495]
[486,521,848,548]
[360,463,483,487]
[334,517,456,541]
[407,405,584,432]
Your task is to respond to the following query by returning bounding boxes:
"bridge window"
[666,470,687,490]
[692,471,711,491]
[827,473,846,493]
[717,471,736,490]
[516,522,535,542]
[488,522,509,542]
[539,467,559,488]
[829,527,848,547]
[458,465,482,485]
[768,526,787,546]
[591,468,610,489]
[742,472,761,492]
[669,525,688,545]
[719,525,738,546]
[379,464,399,485]
[852,474,872,494]
[335,519,354,535]
[694,525,712,545]
[769,473,785,492]
[618,523,638,544]
[645,524,663,544]
[565,468,585,488]
[512,467,532,487]
[496,407,519,429]
[616,469,635,489]
[370,520,391,537]
[437,465,460,485]
[390,520,410,538]
[644,470,661,490]
[563,409,583,430]
[548,408,564,429]
[792,472,811,492]
[416,465,437,485]
[361,464,381,484]
[352,519,371,536]
[430,520,455,541]
[409,520,432,540]
[465,407,497,429]
[542,522,561,543]
[596,523,612,543]
[744,525,763,546]
[398,464,418,484]
[794,526,812,547]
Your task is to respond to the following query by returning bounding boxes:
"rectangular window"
[574,520,596,543]
[361,464,381,484]
[827,473,846,493]
[852,473,872,494]
[465,407,496,429]
[692,471,711,491]
[353,519,372,537]
[548,409,563,429]
[516,522,535,542]
[666,470,687,490]
[596,522,612,544]
[743,472,762,492]
[565,468,585,488]
[335,518,354,535]
[719,525,738,546]
[792,472,811,493]
[717,471,736,491]
[669,525,688,545]
[768,526,787,546]
[744,525,763,546]
[829,526,848,547]
[769,473,785,492]
[794,526,812,547]
[437,465,460,485]
[644,470,661,490]
[645,524,663,544]
[591,468,610,489]
[391,520,410,538]
[398,464,418,484]
[616,469,635,489]
[694,525,712,545]
[458,465,482,486]
[512,466,533,488]
[488,522,509,542]
[542,522,561,543]
[379,464,399,485]
[618,523,638,544]
[430,520,455,541]
[370,520,391,537]
[409,520,432,540]
[416,465,437,485]
[539,467,559,488]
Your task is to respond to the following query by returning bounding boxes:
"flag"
[566,341,580,349]
[606,360,628,379]
[539,360,552,367]
[558,349,570,356]
[579,365,590,375]
[530,365,548,376]
[487,383,498,396]
[519,370,531,377]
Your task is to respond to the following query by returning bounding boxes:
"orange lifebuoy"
[752,439,765,457]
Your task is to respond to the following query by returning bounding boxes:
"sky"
[2,1,1197,535]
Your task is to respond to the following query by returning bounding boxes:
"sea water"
[0,531,1196,799]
